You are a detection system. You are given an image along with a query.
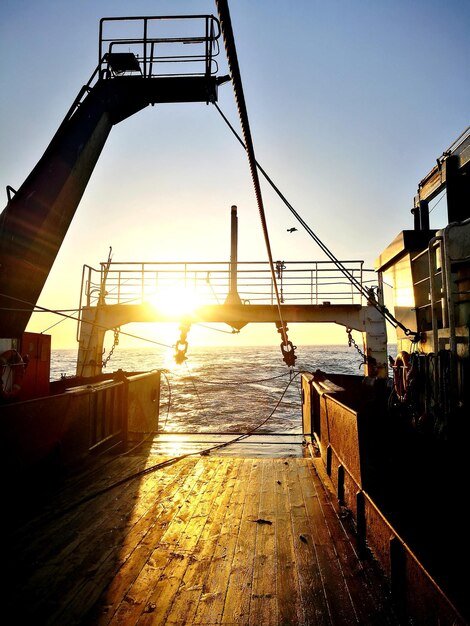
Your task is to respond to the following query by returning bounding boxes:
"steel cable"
[215,0,293,354]
[213,102,415,337]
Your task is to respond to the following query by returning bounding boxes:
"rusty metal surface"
[303,377,468,624]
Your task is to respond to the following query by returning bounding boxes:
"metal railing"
[99,15,221,79]
[80,260,376,310]
[52,15,221,175]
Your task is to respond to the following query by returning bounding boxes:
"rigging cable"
[195,322,239,334]
[176,370,293,386]
[41,309,80,334]
[428,191,447,214]
[215,0,296,366]
[0,292,174,350]
[201,370,301,452]
[37,371,301,520]
[213,101,418,339]
[183,360,206,413]
[160,369,172,430]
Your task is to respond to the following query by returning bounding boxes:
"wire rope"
[215,0,292,354]
[183,360,206,414]
[428,191,447,215]
[171,369,293,386]
[41,309,80,334]
[160,370,172,430]
[195,322,239,334]
[28,371,301,520]
[213,101,416,338]
[0,292,174,350]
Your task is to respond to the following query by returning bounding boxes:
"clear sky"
[1,0,469,351]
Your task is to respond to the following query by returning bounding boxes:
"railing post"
[377,270,384,307]
[419,199,430,230]
[141,263,145,303]
[337,464,345,504]
[428,239,440,354]
[149,41,155,78]
[143,17,148,78]
[356,490,366,556]
[360,262,363,305]
[315,262,318,304]
[310,268,313,304]
[326,445,332,476]
[205,16,210,79]
[87,266,92,306]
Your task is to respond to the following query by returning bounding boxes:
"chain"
[346,327,368,366]
[102,327,120,368]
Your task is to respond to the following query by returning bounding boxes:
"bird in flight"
[287,227,297,233]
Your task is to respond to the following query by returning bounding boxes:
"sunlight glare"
[161,434,187,456]
[147,285,203,318]
[163,344,181,369]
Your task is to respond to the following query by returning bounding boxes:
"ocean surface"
[51,345,396,453]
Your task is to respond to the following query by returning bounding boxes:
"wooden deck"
[5,451,401,625]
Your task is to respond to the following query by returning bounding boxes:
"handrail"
[98,15,221,79]
[79,260,376,312]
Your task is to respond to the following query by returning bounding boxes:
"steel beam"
[77,302,388,377]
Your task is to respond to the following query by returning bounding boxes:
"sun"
[147,285,203,319]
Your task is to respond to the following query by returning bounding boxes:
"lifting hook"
[277,323,297,367]
[174,323,190,364]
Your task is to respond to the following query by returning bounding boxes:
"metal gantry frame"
[98,15,221,79]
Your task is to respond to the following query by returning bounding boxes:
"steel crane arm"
[0,73,220,338]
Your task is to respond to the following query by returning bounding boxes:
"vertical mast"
[226,205,241,304]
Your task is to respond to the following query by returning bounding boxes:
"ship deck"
[6,448,401,625]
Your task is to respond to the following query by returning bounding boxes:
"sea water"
[51,345,396,439]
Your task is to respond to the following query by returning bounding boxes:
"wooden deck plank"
[9,454,148,566]
[191,458,253,624]
[296,458,357,624]
[285,459,331,625]
[167,458,251,626]
[298,460,400,625]
[53,456,204,625]
[5,454,402,626]
[99,465,201,621]
[7,456,178,623]
[249,458,278,626]
[111,457,241,625]
[221,460,260,624]
[134,458,243,626]
[102,457,224,625]
[273,459,305,626]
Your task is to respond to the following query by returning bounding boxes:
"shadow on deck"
[4,442,403,625]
